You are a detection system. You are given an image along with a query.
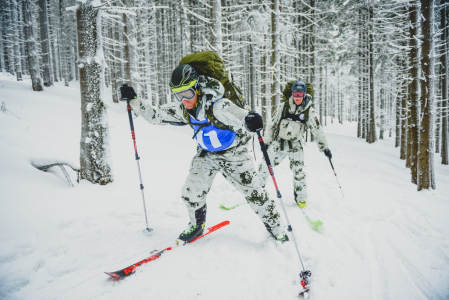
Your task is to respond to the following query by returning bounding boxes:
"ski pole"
[327,157,344,198]
[255,129,311,288]
[121,84,153,235]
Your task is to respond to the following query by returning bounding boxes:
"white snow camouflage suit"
[131,75,283,236]
[258,95,329,203]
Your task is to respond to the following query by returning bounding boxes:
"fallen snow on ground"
[0,73,448,300]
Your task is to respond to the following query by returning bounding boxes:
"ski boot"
[178,222,205,243]
[264,223,289,244]
[294,191,307,209]
[178,204,207,244]
[297,200,307,209]
[275,232,289,243]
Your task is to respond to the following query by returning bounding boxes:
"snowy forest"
[0,0,448,190]
[2,1,449,299]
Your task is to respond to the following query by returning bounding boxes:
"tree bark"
[11,0,22,81]
[367,1,376,143]
[310,0,316,141]
[3,0,15,75]
[441,0,448,165]
[271,0,280,114]
[210,0,222,57]
[417,0,435,190]
[408,0,420,184]
[22,0,43,91]
[59,0,69,86]
[400,75,408,159]
[77,1,113,185]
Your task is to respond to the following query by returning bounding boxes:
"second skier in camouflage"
[258,80,332,208]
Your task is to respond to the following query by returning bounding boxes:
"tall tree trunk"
[441,0,448,165]
[320,65,324,126]
[77,1,113,185]
[210,0,222,57]
[3,0,15,75]
[324,65,328,126]
[262,41,269,130]
[48,5,59,83]
[408,0,420,184]
[17,0,27,76]
[358,10,362,137]
[0,12,4,73]
[110,20,119,103]
[400,76,408,160]
[406,89,413,168]
[22,0,43,91]
[11,0,22,81]
[180,0,190,57]
[271,0,280,114]
[367,2,376,143]
[123,3,132,85]
[250,43,256,111]
[59,0,69,86]
[417,0,435,190]
[310,0,316,141]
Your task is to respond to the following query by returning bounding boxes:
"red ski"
[105,220,230,279]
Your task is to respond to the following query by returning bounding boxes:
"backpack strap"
[273,98,311,142]
[273,102,290,141]
[184,96,233,139]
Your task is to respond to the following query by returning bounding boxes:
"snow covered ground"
[1,73,448,300]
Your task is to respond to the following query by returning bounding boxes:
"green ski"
[219,202,246,210]
[220,201,323,233]
[300,208,323,233]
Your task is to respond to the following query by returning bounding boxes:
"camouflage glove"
[120,84,137,101]
[264,143,270,151]
[324,149,332,159]
[245,111,263,132]
[120,84,140,111]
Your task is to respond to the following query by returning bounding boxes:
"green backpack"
[282,80,314,102]
[179,51,246,109]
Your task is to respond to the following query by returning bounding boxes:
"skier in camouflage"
[121,64,288,244]
[258,80,332,209]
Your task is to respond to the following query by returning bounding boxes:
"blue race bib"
[190,116,237,152]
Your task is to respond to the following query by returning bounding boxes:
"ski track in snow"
[0,74,448,300]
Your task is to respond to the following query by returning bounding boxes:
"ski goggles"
[173,88,196,102]
[292,90,305,98]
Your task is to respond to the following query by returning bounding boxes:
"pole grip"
[256,131,281,197]
[126,100,135,132]
[256,131,272,167]
[126,100,139,160]
[328,157,335,170]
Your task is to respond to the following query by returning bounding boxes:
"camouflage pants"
[258,140,308,202]
[181,145,282,235]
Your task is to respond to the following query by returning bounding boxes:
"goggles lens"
[293,91,305,98]
[174,88,196,101]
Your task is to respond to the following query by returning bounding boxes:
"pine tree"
[77,0,113,185]
[417,0,436,190]
[22,0,43,91]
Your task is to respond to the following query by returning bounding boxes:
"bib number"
[204,130,222,148]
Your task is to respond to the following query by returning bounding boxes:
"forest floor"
[1,73,448,300]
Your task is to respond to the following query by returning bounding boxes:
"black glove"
[324,149,332,159]
[245,111,263,132]
[120,84,137,101]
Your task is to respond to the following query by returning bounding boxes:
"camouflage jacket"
[264,96,329,152]
[131,75,251,149]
